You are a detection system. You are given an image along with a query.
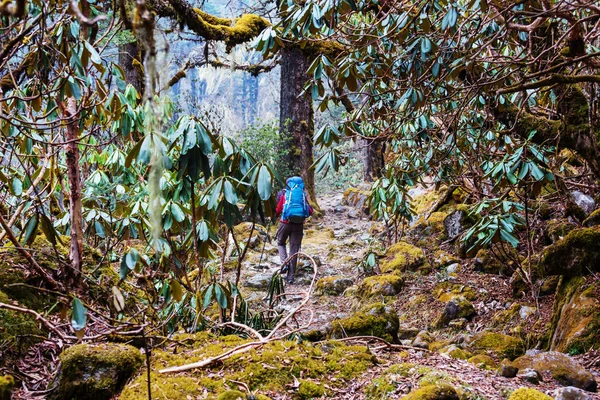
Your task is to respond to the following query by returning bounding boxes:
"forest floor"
[6,191,600,399]
[233,191,600,399]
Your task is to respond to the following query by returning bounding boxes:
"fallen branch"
[159,252,318,374]
[325,335,432,353]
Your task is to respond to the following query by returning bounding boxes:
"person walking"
[275,176,313,284]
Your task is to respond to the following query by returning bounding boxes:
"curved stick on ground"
[159,252,317,374]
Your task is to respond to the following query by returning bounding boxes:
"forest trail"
[232,190,600,399]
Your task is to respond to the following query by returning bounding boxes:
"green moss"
[540,226,600,276]
[329,303,399,342]
[583,208,600,227]
[297,381,325,399]
[550,277,600,353]
[402,384,459,400]
[474,246,518,275]
[545,218,577,243]
[508,388,552,400]
[0,375,14,400]
[121,334,376,400]
[467,355,497,370]
[358,274,403,298]
[435,283,476,302]
[217,391,246,400]
[52,343,144,400]
[364,363,432,398]
[342,188,370,208]
[0,290,45,362]
[440,345,472,360]
[465,332,525,360]
[380,242,430,274]
[303,228,335,246]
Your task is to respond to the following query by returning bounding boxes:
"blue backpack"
[282,176,310,223]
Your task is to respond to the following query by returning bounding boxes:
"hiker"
[275,176,313,284]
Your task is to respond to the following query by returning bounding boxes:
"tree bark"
[59,98,83,289]
[363,140,385,182]
[279,47,318,207]
[119,41,145,95]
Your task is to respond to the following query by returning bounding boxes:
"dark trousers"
[276,221,304,281]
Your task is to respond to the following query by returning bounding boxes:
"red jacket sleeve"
[276,194,285,217]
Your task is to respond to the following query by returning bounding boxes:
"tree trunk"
[59,98,83,289]
[363,139,385,182]
[119,41,145,95]
[279,47,319,208]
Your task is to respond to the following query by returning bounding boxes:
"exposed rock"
[550,277,600,353]
[444,211,463,239]
[445,263,460,274]
[541,227,600,276]
[583,209,600,227]
[517,368,542,384]
[570,191,595,216]
[412,330,434,349]
[512,351,597,392]
[51,343,143,400]
[333,205,347,214]
[244,272,275,289]
[316,276,353,295]
[342,188,369,210]
[402,383,459,400]
[508,388,552,400]
[464,331,525,360]
[431,250,459,269]
[474,246,519,275]
[398,326,420,340]
[232,222,266,249]
[347,209,360,219]
[434,297,475,327]
[552,386,593,400]
[380,242,430,274]
[435,283,476,302]
[328,303,399,343]
[358,274,404,298]
[499,359,519,378]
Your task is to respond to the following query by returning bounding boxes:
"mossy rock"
[464,331,525,360]
[329,303,399,343]
[583,208,600,227]
[435,282,476,302]
[439,345,472,360]
[549,276,600,354]
[540,227,600,276]
[342,187,370,209]
[467,354,497,370]
[303,228,336,247]
[434,297,475,328]
[380,242,430,274]
[51,343,144,400]
[297,380,325,399]
[512,351,597,392]
[508,388,552,400]
[217,391,246,400]
[121,333,376,399]
[411,212,448,239]
[474,246,519,275]
[545,218,577,243]
[0,375,14,400]
[357,274,404,298]
[316,276,353,295]
[401,383,459,400]
[430,250,459,269]
[232,222,266,249]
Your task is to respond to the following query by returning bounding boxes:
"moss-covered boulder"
[329,303,399,343]
[508,388,552,400]
[439,345,472,360]
[402,384,459,400]
[546,219,577,243]
[550,277,600,354]
[342,187,370,209]
[316,276,353,295]
[434,283,476,302]
[0,375,14,400]
[512,351,597,392]
[434,297,475,328]
[51,343,143,400]
[121,333,377,399]
[411,212,448,239]
[540,227,600,276]
[583,208,600,227]
[357,274,404,298]
[380,242,430,274]
[474,246,520,275]
[232,222,266,249]
[467,355,497,370]
[464,331,525,360]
